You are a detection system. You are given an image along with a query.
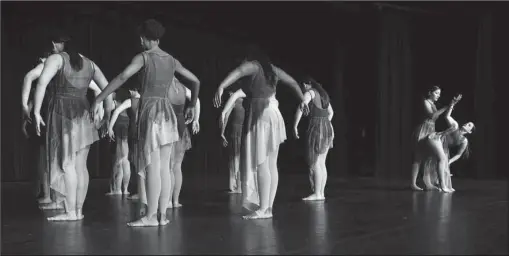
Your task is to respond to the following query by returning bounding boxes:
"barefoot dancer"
[220,90,245,194]
[293,77,334,201]
[167,77,201,209]
[23,52,104,207]
[106,91,131,196]
[414,95,466,193]
[427,95,475,191]
[33,33,113,221]
[410,85,457,191]
[92,19,200,227]
[213,46,309,220]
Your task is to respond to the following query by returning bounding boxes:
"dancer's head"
[302,76,330,108]
[137,19,165,50]
[426,85,441,102]
[460,122,475,134]
[51,32,83,71]
[245,44,277,86]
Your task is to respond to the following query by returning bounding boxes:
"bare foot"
[123,191,130,195]
[302,194,323,201]
[243,210,271,220]
[127,216,159,227]
[47,212,80,222]
[127,194,139,200]
[105,191,123,196]
[424,185,440,191]
[38,197,52,204]
[411,184,423,191]
[450,188,455,192]
[441,187,453,193]
[39,202,64,210]
[159,214,170,226]
[172,202,182,208]
[265,208,273,218]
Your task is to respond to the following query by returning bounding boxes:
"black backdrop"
[1,2,506,183]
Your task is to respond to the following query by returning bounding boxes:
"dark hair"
[302,76,330,108]
[245,44,277,86]
[51,33,83,71]
[426,85,441,95]
[137,19,165,41]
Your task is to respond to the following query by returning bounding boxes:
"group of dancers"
[20,19,474,227]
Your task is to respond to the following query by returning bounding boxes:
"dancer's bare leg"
[411,145,424,191]
[169,149,184,209]
[266,147,280,217]
[138,175,147,215]
[427,140,453,193]
[309,167,315,193]
[229,153,242,193]
[318,149,329,199]
[75,146,91,220]
[234,154,242,193]
[37,145,52,204]
[167,163,175,209]
[303,162,321,201]
[157,144,172,225]
[106,162,123,195]
[121,140,131,195]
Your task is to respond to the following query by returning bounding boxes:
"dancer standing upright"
[33,33,113,221]
[214,46,309,219]
[293,77,334,201]
[92,19,200,227]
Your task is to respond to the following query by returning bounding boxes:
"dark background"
[1,1,506,184]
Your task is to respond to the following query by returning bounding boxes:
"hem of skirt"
[137,136,179,180]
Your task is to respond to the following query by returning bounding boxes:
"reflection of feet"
[302,194,324,201]
[411,184,423,191]
[105,191,123,196]
[127,216,159,227]
[38,197,52,204]
[127,194,139,200]
[47,212,81,221]
[243,210,271,220]
[39,202,64,210]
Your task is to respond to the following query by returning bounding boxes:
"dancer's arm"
[33,54,63,135]
[294,90,314,133]
[22,62,44,121]
[423,99,448,120]
[214,61,257,108]
[327,104,334,121]
[88,80,103,97]
[449,139,468,165]
[221,89,246,136]
[107,99,132,138]
[184,85,201,134]
[175,60,200,108]
[273,66,309,115]
[444,104,459,129]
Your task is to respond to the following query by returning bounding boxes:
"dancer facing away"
[33,33,113,221]
[166,77,201,209]
[106,91,132,196]
[413,94,464,193]
[293,77,334,201]
[410,85,458,191]
[24,51,105,208]
[92,19,200,227]
[425,95,475,191]
[213,46,309,220]
[220,89,245,194]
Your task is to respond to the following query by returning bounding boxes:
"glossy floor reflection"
[2,174,507,255]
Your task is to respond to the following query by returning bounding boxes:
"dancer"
[220,89,245,194]
[428,95,474,191]
[167,77,201,209]
[414,94,470,193]
[33,33,113,221]
[106,91,131,196]
[293,77,334,201]
[213,46,309,219]
[410,85,458,191]
[23,52,103,206]
[92,19,200,227]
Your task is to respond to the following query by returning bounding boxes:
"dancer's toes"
[172,202,182,208]
[424,185,440,191]
[105,191,122,196]
[40,202,64,210]
[243,210,271,220]
[411,184,423,191]
[302,194,321,201]
[159,215,170,226]
[47,212,79,221]
[127,194,139,200]
[123,191,130,195]
[37,197,52,204]
[127,217,159,227]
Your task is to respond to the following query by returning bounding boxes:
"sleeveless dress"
[305,89,334,166]
[227,98,245,192]
[169,79,192,168]
[135,50,180,204]
[241,61,287,211]
[46,52,99,200]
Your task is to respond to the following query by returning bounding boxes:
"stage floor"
[1,174,507,255]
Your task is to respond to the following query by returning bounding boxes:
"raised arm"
[221,89,246,136]
[94,54,144,106]
[108,99,132,133]
[213,61,258,108]
[175,60,200,108]
[294,90,314,131]
[449,139,468,165]
[444,104,459,129]
[423,99,448,121]
[22,62,44,115]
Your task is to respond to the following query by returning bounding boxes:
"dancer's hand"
[185,106,195,124]
[450,94,462,106]
[221,134,228,147]
[192,120,200,134]
[107,128,115,141]
[22,119,30,139]
[293,126,299,139]
[33,112,45,136]
[213,88,223,108]
[299,102,310,116]
[22,105,32,123]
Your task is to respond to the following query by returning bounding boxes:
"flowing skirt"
[241,97,287,211]
[306,117,334,166]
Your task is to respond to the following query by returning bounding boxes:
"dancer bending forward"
[293,77,334,201]
[214,47,308,220]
